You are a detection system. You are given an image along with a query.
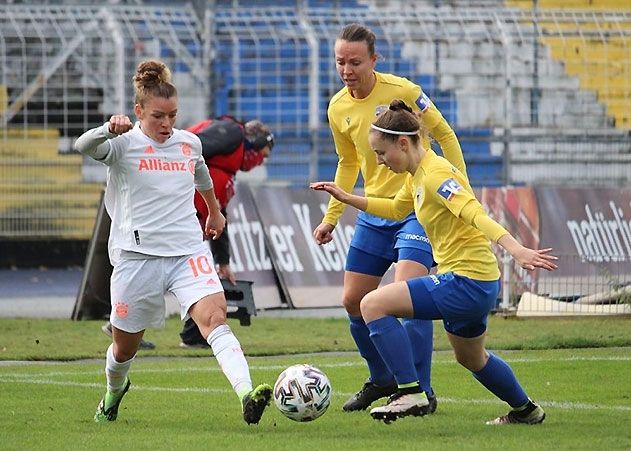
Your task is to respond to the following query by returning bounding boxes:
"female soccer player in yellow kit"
[312,99,557,424]
[313,23,466,412]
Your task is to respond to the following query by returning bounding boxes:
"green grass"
[1,316,630,450]
[1,316,630,361]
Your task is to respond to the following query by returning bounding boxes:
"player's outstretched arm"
[74,115,133,160]
[458,195,558,272]
[310,182,368,212]
[497,234,558,272]
[311,181,366,245]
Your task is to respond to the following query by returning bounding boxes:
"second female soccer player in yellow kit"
[312,99,557,424]
[313,23,466,412]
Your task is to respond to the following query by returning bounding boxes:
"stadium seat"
[508,1,631,129]
[0,128,101,239]
[508,0,631,10]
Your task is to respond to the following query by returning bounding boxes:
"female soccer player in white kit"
[75,60,272,425]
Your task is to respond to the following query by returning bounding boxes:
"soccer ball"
[273,364,332,422]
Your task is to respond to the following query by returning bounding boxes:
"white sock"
[207,324,252,398]
[105,344,134,394]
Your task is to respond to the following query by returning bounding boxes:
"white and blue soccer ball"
[273,364,332,422]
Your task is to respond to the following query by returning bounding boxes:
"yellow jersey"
[366,149,507,280]
[323,71,466,226]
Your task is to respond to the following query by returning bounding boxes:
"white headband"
[370,124,419,136]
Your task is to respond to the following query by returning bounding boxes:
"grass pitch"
[1,316,630,450]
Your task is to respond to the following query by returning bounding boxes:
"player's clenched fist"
[108,115,134,135]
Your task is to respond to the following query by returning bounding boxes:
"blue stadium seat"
[430,128,503,186]
[317,153,339,181]
[212,9,469,186]
[466,154,504,187]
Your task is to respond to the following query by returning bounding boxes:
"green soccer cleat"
[242,383,272,425]
[94,378,131,423]
[486,400,546,425]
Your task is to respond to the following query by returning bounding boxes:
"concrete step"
[546,38,630,61]
[0,127,61,158]
[580,75,630,91]
[510,158,631,186]
[0,208,98,240]
[0,183,103,210]
[0,137,61,158]
[564,61,631,78]
[0,159,83,184]
[509,0,631,9]
[442,73,581,90]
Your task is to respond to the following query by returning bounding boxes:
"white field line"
[0,376,630,413]
[0,355,629,379]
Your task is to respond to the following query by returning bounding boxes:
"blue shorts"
[345,211,433,277]
[406,273,500,338]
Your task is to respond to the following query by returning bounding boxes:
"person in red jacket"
[180,116,274,347]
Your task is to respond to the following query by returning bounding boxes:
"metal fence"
[0,4,205,239]
[210,3,631,187]
[501,253,631,317]
[0,2,629,213]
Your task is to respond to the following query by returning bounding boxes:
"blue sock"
[402,319,434,396]
[366,316,418,386]
[472,353,529,408]
[348,315,393,386]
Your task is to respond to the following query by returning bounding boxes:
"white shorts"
[109,248,223,333]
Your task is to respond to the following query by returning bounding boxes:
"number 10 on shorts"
[187,255,214,278]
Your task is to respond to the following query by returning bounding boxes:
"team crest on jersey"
[416,92,431,112]
[181,142,192,156]
[114,301,129,319]
[375,105,388,116]
[437,178,462,201]
[415,187,424,204]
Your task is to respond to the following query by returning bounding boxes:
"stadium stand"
[212,1,630,187]
[0,127,102,239]
[0,0,628,316]
[0,0,629,242]
[0,4,205,241]
[509,0,631,129]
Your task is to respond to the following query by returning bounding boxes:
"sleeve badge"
[415,92,431,113]
[437,178,462,201]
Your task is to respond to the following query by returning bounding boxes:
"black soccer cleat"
[342,379,398,412]
[424,390,438,415]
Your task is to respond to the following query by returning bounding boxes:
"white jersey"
[75,122,213,264]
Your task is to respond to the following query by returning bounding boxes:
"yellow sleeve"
[322,113,360,226]
[365,176,414,221]
[421,104,467,177]
[427,168,471,218]
[460,201,510,242]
